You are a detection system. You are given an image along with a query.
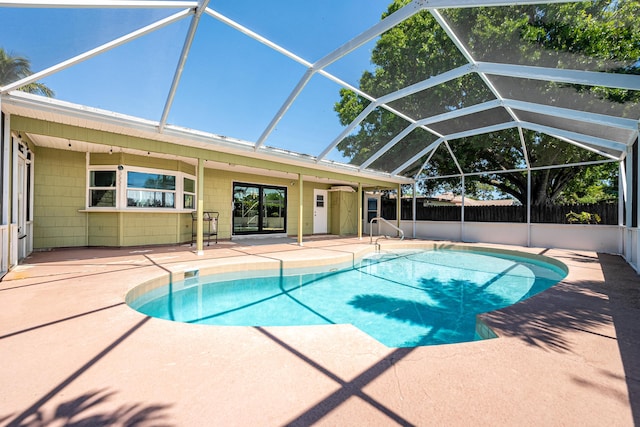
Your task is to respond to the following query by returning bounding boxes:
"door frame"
[313,189,328,234]
[363,192,381,235]
[13,138,33,263]
[232,182,287,235]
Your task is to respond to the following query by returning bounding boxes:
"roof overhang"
[1,91,414,187]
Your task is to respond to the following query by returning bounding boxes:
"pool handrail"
[369,217,404,244]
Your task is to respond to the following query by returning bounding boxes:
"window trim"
[86,165,196,212]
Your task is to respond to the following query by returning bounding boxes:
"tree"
[0,47,54,97]
[334,0,638,205]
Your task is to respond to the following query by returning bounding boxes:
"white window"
[126,171,175,208]
[184,177,195,210]
[87,166,196,210]
[89,170,117,207]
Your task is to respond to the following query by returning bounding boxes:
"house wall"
[202,169,332,237]
[33,147,87,248]
[31,147,336,248]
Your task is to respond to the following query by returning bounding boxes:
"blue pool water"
[130,248,567,347]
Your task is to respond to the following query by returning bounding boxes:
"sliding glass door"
[233,183,286,235]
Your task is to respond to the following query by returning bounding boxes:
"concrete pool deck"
[0,237,638,426]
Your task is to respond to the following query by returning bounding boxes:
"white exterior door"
[313,189,328,234]
[16,146,31,261]
[7,138,33,266]
[364,193,381,235]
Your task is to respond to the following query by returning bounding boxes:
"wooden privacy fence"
[381,200,619,225]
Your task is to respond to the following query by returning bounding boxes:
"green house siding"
[87,213,119,246]
[33,147,87,249]
[31,146,351,248]
[121,213,190,246]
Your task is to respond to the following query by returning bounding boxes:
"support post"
[460,175,465,242]
[618,161,625,255]
[357,182,362,239]
[196,158,204,255]
[412,182,417,239]
[635,139,640,269]
[297,173,303,246]
[397,183,402,238]
[625,144,633,265]
[527,170,531,247]
[1,108,9,272]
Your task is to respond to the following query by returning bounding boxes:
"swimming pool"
[128,247,567,347]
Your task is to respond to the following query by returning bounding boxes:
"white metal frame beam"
[476,62,640,91]
[0,0,195,7]
[503,99,639,133]
[158,0,210,132]
[520,122,627,154]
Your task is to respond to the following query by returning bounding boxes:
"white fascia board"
[504,99,639,131]
[3,92,412,184]
[3,91,162,132]
[477,62,640,91]
[520,121,628,153]
[0,0,195,7]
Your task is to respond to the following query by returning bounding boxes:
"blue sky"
[0,0,393,161]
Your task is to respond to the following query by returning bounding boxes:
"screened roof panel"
[0,0,638,185]
[524,130,613,167]
[0,6,185,74]
[514,109,634,146]
[429,107,513,136]
[265,74,349,156]
[39,18,188,121]
[211,0,392,63]
[369,127,439,174]
[386,73,496,122]
[447,128,527,173]
[167,16,307,144]
[399,157,428,179]
[333,105,411,167]
[439,3,640,73]
[486,75,640,120]
[422,142,460,178]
